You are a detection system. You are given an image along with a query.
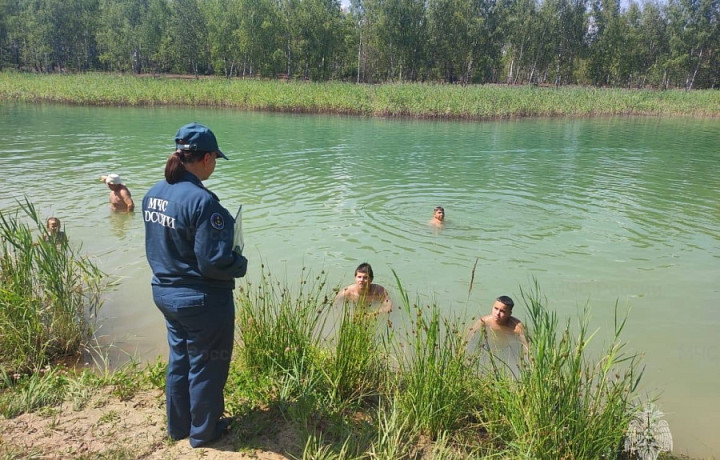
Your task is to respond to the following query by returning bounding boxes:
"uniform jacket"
[143,171,247,290]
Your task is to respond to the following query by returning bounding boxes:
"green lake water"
[1,102,719,458]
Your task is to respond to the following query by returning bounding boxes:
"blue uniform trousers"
[152,286,235,447]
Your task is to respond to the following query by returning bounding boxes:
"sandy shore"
[0,388,293,459]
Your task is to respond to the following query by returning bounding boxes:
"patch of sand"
[0,389,292,459]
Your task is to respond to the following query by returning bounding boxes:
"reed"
[234,267,388,413]
[234,265,330,379]
[389,275,482,439]
[322,302,387,406]
[190,270,647,457]
[0,258,653,459]
[1,72,719,119]
[478,280,642,459]
[0,199,104,375]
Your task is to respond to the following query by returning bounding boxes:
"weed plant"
[0,257,650,459]
[0,199,103,375]
[0,366,67,418]
[323,302,387,406]
[233,265,339,435]
[366,396,415,459]
[2,72,719,119]
[390,278,482,439]
[234,265,331,378]
[0,358,165,419]
[479,280,642,459]
[216,270,646,458]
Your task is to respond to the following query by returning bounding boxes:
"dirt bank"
[0,388,293,459]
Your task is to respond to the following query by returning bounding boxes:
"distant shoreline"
[2,71,719,120]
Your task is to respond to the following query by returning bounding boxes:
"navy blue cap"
[174,123,228,160]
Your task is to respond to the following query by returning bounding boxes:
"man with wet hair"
[467,295,528,352]
[429,206,445,227]
[335,262,392,313]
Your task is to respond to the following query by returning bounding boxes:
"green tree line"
[0,0,718,88]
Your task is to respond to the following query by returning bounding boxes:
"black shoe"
[169,429,190,441]
[189,418,233,447]
[215,417,232,436]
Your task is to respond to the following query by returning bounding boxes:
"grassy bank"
[1,252,676,458]
[1,72,719,119]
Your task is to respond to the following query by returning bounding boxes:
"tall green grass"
[479,281,642,459]
[1,261,648,459]
[230,269,645,458]
[391,277,482,439]
[323,302,386,406]
[234,266,387,418]
[234,265,330,377]
[0,199,104,375]
[1,72,719,119]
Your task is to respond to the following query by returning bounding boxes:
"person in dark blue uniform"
[142,122,248,447]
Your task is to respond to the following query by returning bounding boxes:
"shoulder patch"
[210,213,225,230]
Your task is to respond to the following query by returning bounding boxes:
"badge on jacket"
[210,213,224,230]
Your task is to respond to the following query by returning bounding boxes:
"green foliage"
[0,0,718,86]
[2,73,719,119]
[0,366,68,418]
[0,363,152,421]
[234,266,387,412]
[224,364,276,415]
[64,367,106,411]
[142,357,167,391]
[391,275,480,438]
[323,303,386,406]
[0,199,104,375]
[0,262,650,459]
[479,280,642,459]
[300,433,354,460]
[235,265,330,377]
[366,397,414,459]
[108,362,142,401]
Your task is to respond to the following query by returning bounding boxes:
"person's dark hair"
[46,217,60,227]
[355,262,374,280]
[165,149,210,184]
[496,295,514,309]
[434,206,444,212]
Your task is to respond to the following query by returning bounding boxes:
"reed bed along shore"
[1,72,719,120]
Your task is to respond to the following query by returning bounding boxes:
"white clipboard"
[233,205,244,253]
